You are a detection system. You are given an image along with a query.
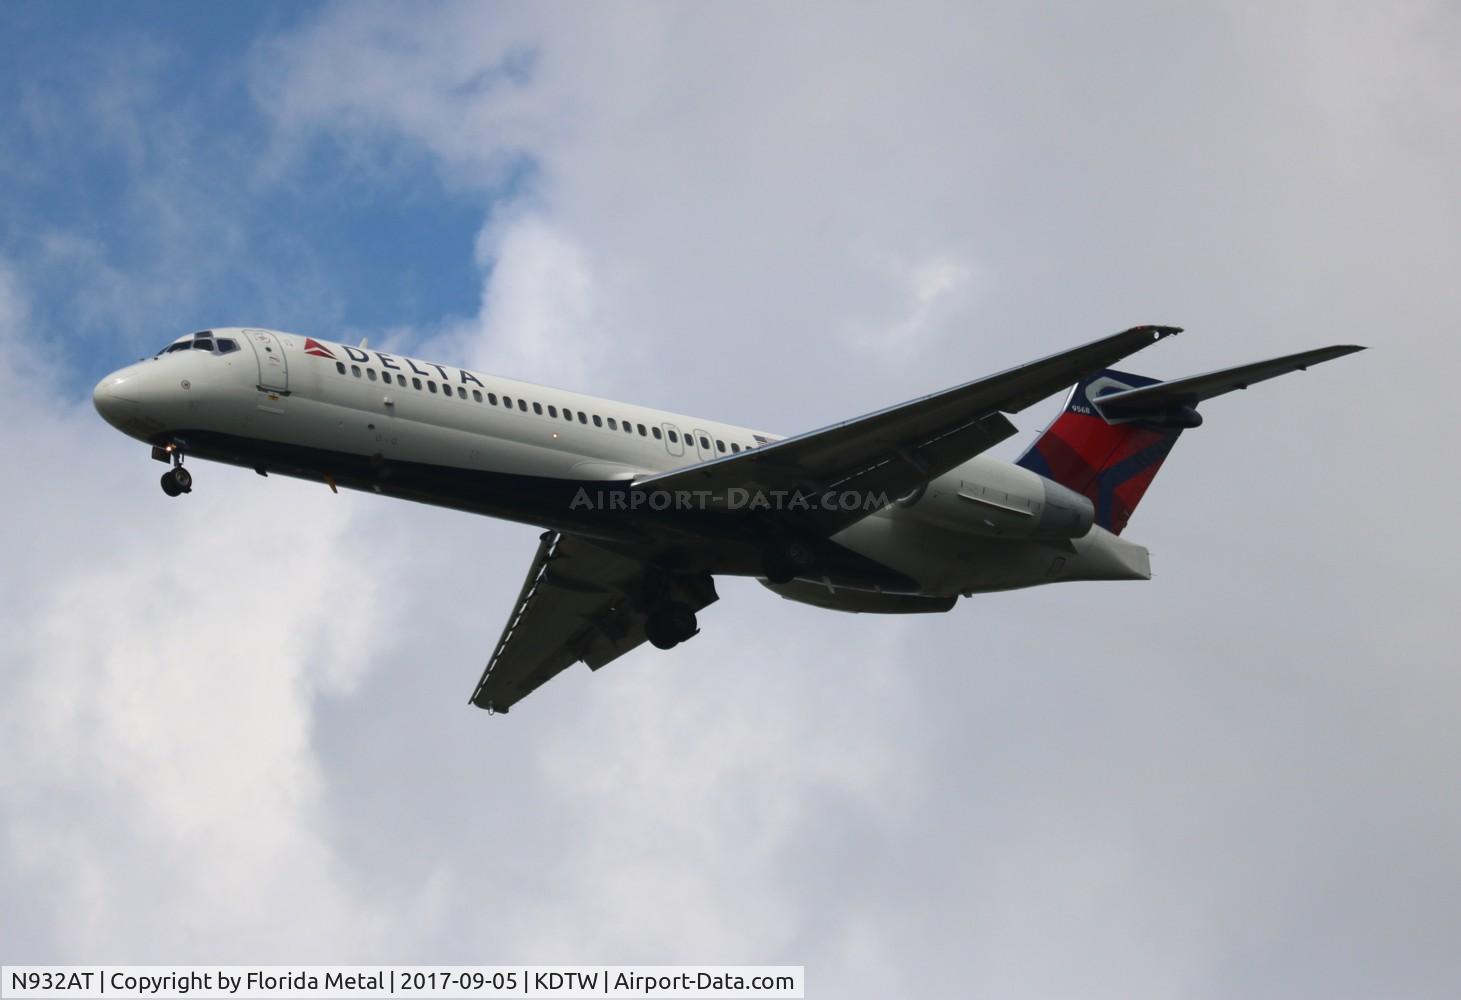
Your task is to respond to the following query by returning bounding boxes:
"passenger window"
[488,393,497,405]
[668,430,678,443]
[518,399,527,411]
[652,427,662,440]
[428,382,437,393]
[412,377,422,390]
[473,390,482,402]
[217,339,238,354]
[367,369,377,381]
[624,423,634,434]
[351,365,361,377]
[564,409,574,421]
[578,412,587,424]
[716,440,726,452]
[731,443,741,453]
[548,405,557,418]
[533,402,543,415]
[381,372,392,384]
[592,415,602,427]
[607,417,617,430]
[458,386,467,399]
[503,395,513,408]
[335,362,346,374]
[637,424,647,436]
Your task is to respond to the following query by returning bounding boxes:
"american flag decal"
[303,338,335,359]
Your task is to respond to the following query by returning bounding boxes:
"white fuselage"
[93,328,1150,604]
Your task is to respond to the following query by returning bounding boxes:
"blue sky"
[2,4,1459,995]
[0,2,486,390]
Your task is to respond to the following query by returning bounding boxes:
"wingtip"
[1138,324,1182,339]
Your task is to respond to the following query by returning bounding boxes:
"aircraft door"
[245,330,289,393]
[692,428,717,463]
[661,422,685,457]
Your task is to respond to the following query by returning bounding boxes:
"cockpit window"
[158,330,231,357]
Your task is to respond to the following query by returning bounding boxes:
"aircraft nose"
[92,371,141,431]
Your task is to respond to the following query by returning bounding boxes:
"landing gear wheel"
[645,601,698,649]
[160,466,192,497]
[645,616,680,651]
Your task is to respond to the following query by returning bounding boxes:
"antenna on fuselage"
[358,337,369,349]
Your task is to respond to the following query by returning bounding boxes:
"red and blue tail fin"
[1015,370,1184,535]
[1014,343,1365,534]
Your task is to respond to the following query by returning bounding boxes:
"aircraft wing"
[633,324,1180,534]
[469,531,718,713]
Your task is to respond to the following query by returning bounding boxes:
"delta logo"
[303,338,336,359]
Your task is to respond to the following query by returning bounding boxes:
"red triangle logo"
[304,338,336,359]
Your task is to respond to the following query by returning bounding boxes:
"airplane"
[93,325,1362,714]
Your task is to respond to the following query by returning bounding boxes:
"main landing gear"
[644,600,699,651]
[154,444,192,497]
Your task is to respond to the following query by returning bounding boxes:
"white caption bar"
[1,967,803,1000]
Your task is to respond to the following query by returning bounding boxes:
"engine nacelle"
[897,457,1094,541]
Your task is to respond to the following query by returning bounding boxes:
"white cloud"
[425,215,616,390]
[6,4,1461,996]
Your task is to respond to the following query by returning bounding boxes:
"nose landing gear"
[160,465,192,497]
[156,447,192,497]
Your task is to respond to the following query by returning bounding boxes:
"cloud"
[425,214,614,389]
[4,4,1461,996]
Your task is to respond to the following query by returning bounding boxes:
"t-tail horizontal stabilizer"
[1017,343,1364,534]
[1090,344,1366,424]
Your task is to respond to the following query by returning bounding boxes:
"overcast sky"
[2,3,1459,996]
